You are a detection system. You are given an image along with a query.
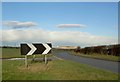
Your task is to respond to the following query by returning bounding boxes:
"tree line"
[74,44,120,56]
[1,46,20,49]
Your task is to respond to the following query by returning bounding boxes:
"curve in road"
[54,51,119,74]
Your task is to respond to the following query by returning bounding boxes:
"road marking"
[53,56,63,60]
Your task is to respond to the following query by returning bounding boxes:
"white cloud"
[57,24,85,28]
[2,29,117,47]
[3,21,37,29]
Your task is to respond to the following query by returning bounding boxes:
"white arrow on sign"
[27,44,37,55]
[42,43,51,54]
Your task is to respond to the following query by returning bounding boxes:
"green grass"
[69,51,119,62]
[2,48,24,58]
[2,59,119,80]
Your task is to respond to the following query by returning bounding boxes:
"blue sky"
[2,0,120,2]
[3,2,118,36]
[2,2,118,47]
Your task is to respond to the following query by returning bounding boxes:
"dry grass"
[18,61,53,73]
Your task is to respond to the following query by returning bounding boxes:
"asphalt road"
[54,51,119,74]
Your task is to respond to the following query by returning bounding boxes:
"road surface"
[54,51,119,74]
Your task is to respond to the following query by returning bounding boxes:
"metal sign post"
[32,55,35,61]
[45,55,47,64]
[25,55,28,67]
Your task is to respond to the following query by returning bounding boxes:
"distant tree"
[74,46,81,53]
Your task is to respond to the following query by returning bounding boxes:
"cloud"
[2,29,117,47]
[57,24,85,28]
[3,21,37,29]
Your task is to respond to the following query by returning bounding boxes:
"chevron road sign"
[20,43,52,55]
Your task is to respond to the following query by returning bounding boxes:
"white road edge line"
[53,56,63,60]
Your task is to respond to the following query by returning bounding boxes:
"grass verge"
[2,59,119,80]
[68,51,119,62]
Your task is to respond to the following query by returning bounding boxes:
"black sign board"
[20,43,52,55]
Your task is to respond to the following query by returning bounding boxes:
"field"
[2,48,119,80]
[2,48,24,58]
